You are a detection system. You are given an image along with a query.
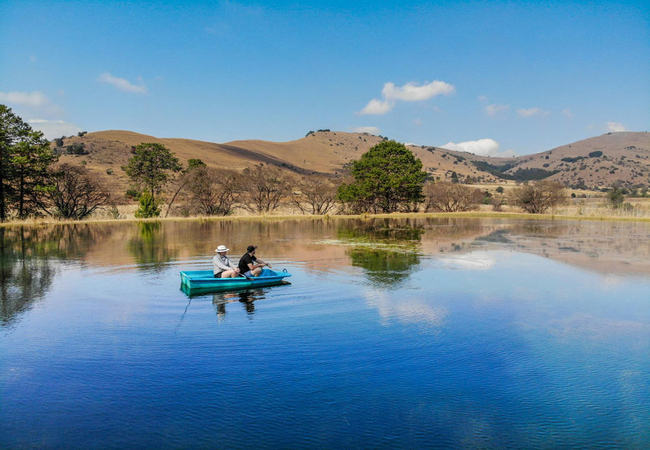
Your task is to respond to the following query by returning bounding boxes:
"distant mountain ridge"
[54,130,650,194]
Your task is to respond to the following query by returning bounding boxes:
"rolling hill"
[53,130,650,198]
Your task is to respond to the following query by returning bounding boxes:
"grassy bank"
[2,207,650,229]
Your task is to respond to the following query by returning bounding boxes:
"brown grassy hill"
[53,130,503,197]
[500,132,650,188]
[52,130,650,200]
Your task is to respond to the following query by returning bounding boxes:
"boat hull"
[180,268,291,294]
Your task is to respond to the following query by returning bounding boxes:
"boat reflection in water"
[212,288,270,317]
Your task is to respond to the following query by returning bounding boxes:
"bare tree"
[185,167,241,216]
[240,165,291,214]
[510,181,565,214]
[41,164,111,219]
[292,175,338,215]
[164,159,206,217]
[423,182,484,212]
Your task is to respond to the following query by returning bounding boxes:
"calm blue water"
[1,219,649,449]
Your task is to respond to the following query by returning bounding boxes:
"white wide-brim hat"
[215,245,229,252]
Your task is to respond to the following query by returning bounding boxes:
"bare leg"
[251,267,262,277]
[221,269,237,278]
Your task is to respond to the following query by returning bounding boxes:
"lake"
[1,217,649,449]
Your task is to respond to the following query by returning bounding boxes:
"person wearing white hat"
[213,245,240,278]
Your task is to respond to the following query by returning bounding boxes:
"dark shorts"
[214,272,223,278]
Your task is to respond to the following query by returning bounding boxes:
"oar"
[239,272,254,281]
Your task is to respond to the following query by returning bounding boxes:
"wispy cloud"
[28,119,82,139]
[351,126,380,134]
[485,104,510,116]
[0,91,63,115]
[358,80,455,115]
[606,122,627,132]
[0,91,49,108]
[517,107,550,118]
[562,108,573,118]
[441,138,516,157]
[98,73,148,94]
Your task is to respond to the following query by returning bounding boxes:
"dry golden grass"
[4,200,650,229]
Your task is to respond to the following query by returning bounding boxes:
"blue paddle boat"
[180,268,292,294]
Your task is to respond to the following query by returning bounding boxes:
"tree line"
[1,104,576,221]
[0,105,112,221]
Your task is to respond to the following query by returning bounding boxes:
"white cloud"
[517,107,550,117]
[485,104,510,116]
[29,55,37,63]
[441,138,516,157]
[352,126,380,134]
[359,99,392,115]
[606,122,627,132]
[28,119,82,139]
[358,79,455,115]
[414,118,422,126]
[98,73,148,94]
[382,80,455,102]
[562,108,573,118]
[478,95,488,103]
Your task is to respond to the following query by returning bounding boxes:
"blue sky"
[1,0,648,155]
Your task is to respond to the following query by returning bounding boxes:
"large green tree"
[124,142,182,205]
[0,105,56,221]
[11,131,56,218]
[337,140,428,213]
[1,105,30,221]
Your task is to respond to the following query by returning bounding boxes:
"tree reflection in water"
[128,222,179,272]
[1,227,58,327]
[338,220,424,288]
[349,249,421,288]
[1,223,122,326]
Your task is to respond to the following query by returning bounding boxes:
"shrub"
[66,143,87,155]
[134,191,161,218]
[606,187,625,208]
[510,181,565,214]
[125,189,140,199]
[423,182,484,212]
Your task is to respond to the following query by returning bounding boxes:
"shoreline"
[2,210,650,229]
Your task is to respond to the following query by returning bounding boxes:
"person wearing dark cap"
[238,245,271,277]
